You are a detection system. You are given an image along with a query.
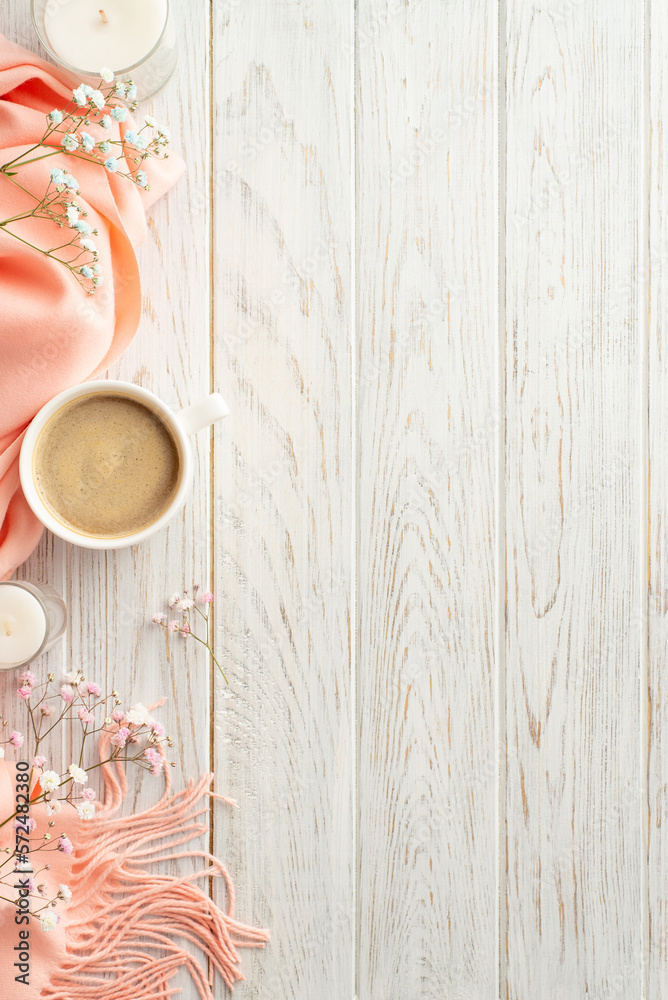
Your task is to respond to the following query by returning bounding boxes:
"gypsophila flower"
[80,238,97,252]
[80,266,94,279]
[152,613,167,624]
[46,800,61,816]
[63,670,80,683]
[180,598,194,611]
[62,133,79,152]
[40,704,54,718]
[111,708,126,724]
[80,132,95,153]
[10,731,23,748]
[40,911,59,932]
[82,787,95,802]
[17,685,32,700]
[77,802,95,820]
[65,206,79,226]
[63,173,79,191]
[111,106,128,122]
[72,85,88,107]
[114,81,127,97]
[13,817,36,832]
[167,620,179,633]
[90,90,105,110]
[50,167,66,186]
[19,671,37,687]
[40,771,60,793]
[100,114,112,129]
[84,681,101,696]
[199,592,214,603]
[112,727,130,749]
[126,703,151,726]
[168,593,181,608]
[144,116,157,128]
[78,707,94,723]
[124,130,148,150]
[100,67,114,83]
[99,140,111,154]
[48,109,63,125]
[60,685,74,702]
[58,884,73,903]
[68,764,87,785]
[127,84,137,101]
[31,755,47,769]
[92,275,104,286]
[180,623,191,636]
[72,220,92,236]
[104,157,119,173]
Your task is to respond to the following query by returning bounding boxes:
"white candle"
[0,584,47,670]
[44,0,167,74]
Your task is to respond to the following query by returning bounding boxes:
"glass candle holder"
[31,0,177,102]
[0,582,67,671]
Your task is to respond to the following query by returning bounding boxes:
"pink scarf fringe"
[40,729,268,998]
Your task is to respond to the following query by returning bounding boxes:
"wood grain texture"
[356,2,499,997]
[505,3,643,997]
[649,5,668,997]
[211,3,353,998]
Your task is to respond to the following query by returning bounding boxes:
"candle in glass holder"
[31,0,177,102]
[0,582,67,671]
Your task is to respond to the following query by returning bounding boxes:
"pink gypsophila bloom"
[84,681,101,696]
[58,836,73,855]
[31,755,47,769]
[78,708,94,724]
[60,685,74,703]
[17,685,31,700]
[13,817,36,832]
[10,731,23,748]
[180,623,191,636]
[111,709,126,724]
[82,787,95,802]
[199,591,214,603]
[40,704,55,717]
[19,671,37,687]
[112,727,130,749]
[167,620,179,633]
[152,613,167,624]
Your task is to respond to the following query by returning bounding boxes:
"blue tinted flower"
[80,132,95,153]
[100,115,112,129]
[50,167,66,186]
[135,170,148,188]
[48,109,63,125]
[114,81,127,98]
[98,141,111,154]
[61,133,78,151]
[111,106,127,122]
[63,173,79,191]
[81,265,94,279]
[72,220,92,236]
[104,156,119,173]
[126,84,137,101]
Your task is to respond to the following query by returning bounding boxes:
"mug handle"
[175,393,230,435]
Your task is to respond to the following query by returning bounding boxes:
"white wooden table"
[1,2,665,998]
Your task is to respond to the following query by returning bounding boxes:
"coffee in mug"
[32,393,181,538]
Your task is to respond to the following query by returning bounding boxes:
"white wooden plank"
[212,2,353,997]
[504,3,643,996]
[356,2,499,997]
[648,5,668,997]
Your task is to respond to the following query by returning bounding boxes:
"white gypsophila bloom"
[77,802,96,821]
[68,764,87,785]
[46,799,62,816]
[100,67,114,82]
[40,770,60,793]
[126,703,151,726]
[40,911,58,931]
[59,884,72,903]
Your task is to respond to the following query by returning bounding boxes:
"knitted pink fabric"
[0,736,268,999]
[0,33,184,578]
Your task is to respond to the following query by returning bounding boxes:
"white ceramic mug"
[19,380,229,550]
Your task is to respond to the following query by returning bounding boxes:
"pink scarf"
[0,33,184,578]
[0,735,268,999]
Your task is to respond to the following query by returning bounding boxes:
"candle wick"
[2,621,11,638]
[99,8,108,23]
